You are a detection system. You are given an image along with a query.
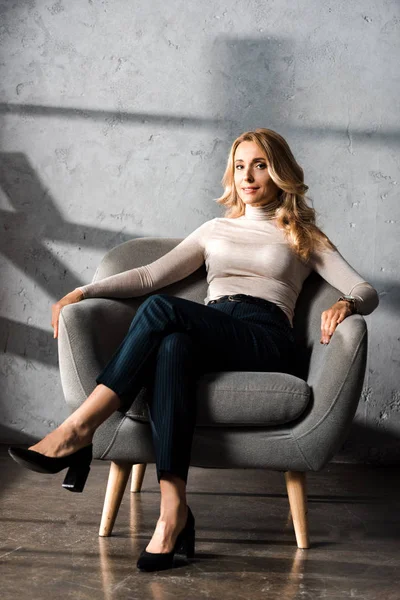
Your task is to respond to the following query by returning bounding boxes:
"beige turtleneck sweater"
[77,203,379,327]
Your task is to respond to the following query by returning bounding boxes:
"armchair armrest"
[58,298,140,413]
[291,315,368,470]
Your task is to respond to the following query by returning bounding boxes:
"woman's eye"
[235,163,266,169]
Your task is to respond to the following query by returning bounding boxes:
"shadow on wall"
[0,102,222,130]
[0,429,27,497]
[336,421,400,466]
[1,110,399,148]
[0,424,37,447]
[0,152,142,365]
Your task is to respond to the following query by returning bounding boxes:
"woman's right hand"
[52,289,84,339]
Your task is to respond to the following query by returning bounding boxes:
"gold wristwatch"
[337,295,357,313]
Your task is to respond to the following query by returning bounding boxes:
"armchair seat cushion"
[125,371,310,427]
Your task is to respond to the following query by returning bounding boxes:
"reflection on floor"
[0,444,399,600]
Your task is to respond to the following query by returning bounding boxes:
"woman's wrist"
[337,297,356,314]
[71,288,85,301]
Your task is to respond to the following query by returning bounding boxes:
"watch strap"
[337,295,357,313]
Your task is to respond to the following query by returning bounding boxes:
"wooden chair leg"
[130,463,147,492]
[284,471,310,549]
[99,461,132,537]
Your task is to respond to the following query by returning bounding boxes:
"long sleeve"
[76,219,214,299]
[309,246,379,315]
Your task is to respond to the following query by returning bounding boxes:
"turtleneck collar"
[243,196,281,220]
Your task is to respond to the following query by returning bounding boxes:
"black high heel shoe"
[8,444,93,493]
[136,505,195,572]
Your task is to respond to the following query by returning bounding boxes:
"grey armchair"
[58,236,368,549]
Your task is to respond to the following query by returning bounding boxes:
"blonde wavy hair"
[215,128,337,262]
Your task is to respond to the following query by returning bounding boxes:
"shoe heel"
[176,530,195,559]
[62,464,90,493]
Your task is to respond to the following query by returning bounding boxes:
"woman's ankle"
[159,505,188,526]
[159,496,188,521]
[159,473,187,513]
[58,420,93,447]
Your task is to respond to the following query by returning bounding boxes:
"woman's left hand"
[320,301,353,344]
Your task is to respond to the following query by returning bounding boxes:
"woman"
[8,128,379,572]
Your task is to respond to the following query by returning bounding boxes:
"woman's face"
[233,141,280,207]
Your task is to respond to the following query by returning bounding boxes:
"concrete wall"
[1,0,399,463]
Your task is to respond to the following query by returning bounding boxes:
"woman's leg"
[32,293,203,463]
[27,292,202,458]
[29,384,121,457]
[144,332,197,553]
[148,332,199,486]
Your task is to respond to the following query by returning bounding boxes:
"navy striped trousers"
[95,293,296,485]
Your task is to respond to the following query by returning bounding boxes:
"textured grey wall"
[1,1,399,463]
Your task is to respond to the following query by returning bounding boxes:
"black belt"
[207,294,290,326]
[208,294,278,311]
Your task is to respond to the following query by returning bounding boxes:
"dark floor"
[1,445,399,600]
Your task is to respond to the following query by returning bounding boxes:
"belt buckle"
[228,295,239,302]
